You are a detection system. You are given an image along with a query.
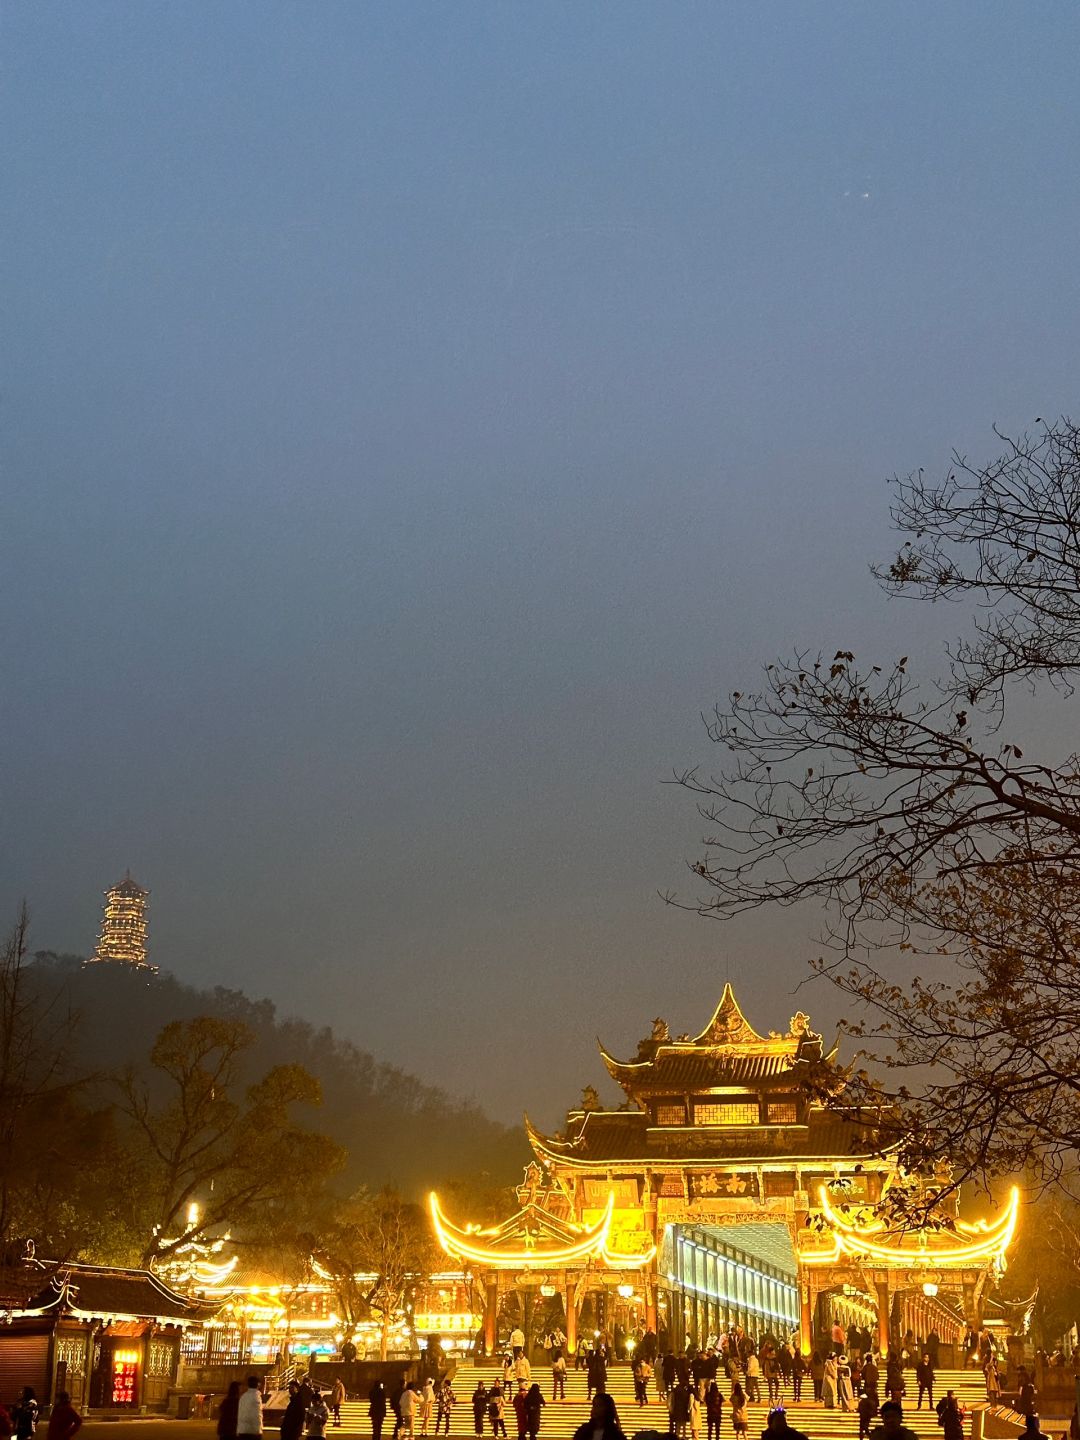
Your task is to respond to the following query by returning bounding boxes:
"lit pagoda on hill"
[86,871,155,971]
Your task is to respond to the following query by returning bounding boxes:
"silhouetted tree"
[674,417,1080,1199]
[312,1187,439,1360]
[118,1014,344,1266]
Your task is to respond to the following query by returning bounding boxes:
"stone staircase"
[335,1363,991,1438]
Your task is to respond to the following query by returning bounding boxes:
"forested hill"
[32,953,531,1197]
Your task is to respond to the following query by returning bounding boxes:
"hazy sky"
[4,3,1079,1127]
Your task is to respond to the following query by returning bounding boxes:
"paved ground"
[81,1423,216,1439]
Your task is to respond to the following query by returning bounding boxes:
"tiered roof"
[526,985,882,1170]
[524,1109,875,1167]
[598,984,834,1096]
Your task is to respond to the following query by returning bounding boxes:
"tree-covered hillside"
[32,952,530,1199]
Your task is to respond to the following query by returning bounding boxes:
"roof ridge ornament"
[691,982,767,1046]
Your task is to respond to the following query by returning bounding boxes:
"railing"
[267,1362,297,1392]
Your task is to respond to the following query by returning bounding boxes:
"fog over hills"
[32,952,531,1198]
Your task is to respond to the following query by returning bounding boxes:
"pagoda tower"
[87,871,154,970]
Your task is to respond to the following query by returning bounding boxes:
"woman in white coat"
[821,1355,838,1409]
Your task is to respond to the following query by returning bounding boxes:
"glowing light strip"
[598,1242,656,1271]
[430,1192,616,1267]
[809,1186,1019,1267]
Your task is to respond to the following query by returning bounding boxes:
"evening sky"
[3,3,1079,1125]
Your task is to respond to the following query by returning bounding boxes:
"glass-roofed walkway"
[661,1222,799,1347]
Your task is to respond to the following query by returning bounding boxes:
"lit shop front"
[0,1262,217,1410]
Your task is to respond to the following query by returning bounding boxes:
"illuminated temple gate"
[432,987,1017,1355]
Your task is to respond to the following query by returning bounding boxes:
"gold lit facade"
[87,871,154,970]
[431,986,1016,1355]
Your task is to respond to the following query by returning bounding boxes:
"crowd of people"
[1,1314,1062,1440]
[456,1322,983,1440]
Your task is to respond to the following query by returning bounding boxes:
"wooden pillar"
[645,1279,657,1333]
[875,1279,890,1356]
[565,1278,577,1353]
[800,1280,813,1353]
[484,1277,498,1354]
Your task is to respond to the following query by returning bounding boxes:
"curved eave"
[814,1185,1019,1267]
[429,1191,614,1269]
[525,1111,598,1163]
[598,1039,648,1077]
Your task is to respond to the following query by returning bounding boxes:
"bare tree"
[0,905,88,1252]
[313,1188,438,1361]
[672,417,1080,1198]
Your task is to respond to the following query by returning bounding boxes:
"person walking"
[935,1392,964,1440]
[488,1385,507,1440]
[764,1354,781,1407]
[419,1380,436,1437]
[885,1353,905,1404]
[45,1394,81,1440]
[511,1385,529,1440]
[858,1392,878,1440]
[791,1352,805,1404]
[662,1354,678,1402]
[809,1355,824,1405]
[306,1388,330,1440]
[331,1379,346,1429]
[638,1357,653,1406]
[551,1351,567,1403]
[514,1355,532,1388]
[389,1381,406,1440]
[837,1355,854,1413]
[745,1355,761,1406]
[862,1357,880,1410]
[524,1384,545,1440]
[916,1354,934,1410]
[471,1385,488,1439]
[705,1381,723,1440]
[510,1327,525,1359]
[821,1357,837,1410]
[984,1358,1001,1402]
[218,1382,242,1440]
[400,1385,420,1440]
[434,1383,455,1437]
[238,1378,265,1440]
[13,1393,38,1440]
[369,1383,388,1440]
[688,1387,703,1440]
[570,1394,626,1440]
[868,1401,917,1440]
[729,1383,748,1440]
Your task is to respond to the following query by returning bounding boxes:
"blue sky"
[3,3,1079,1122]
